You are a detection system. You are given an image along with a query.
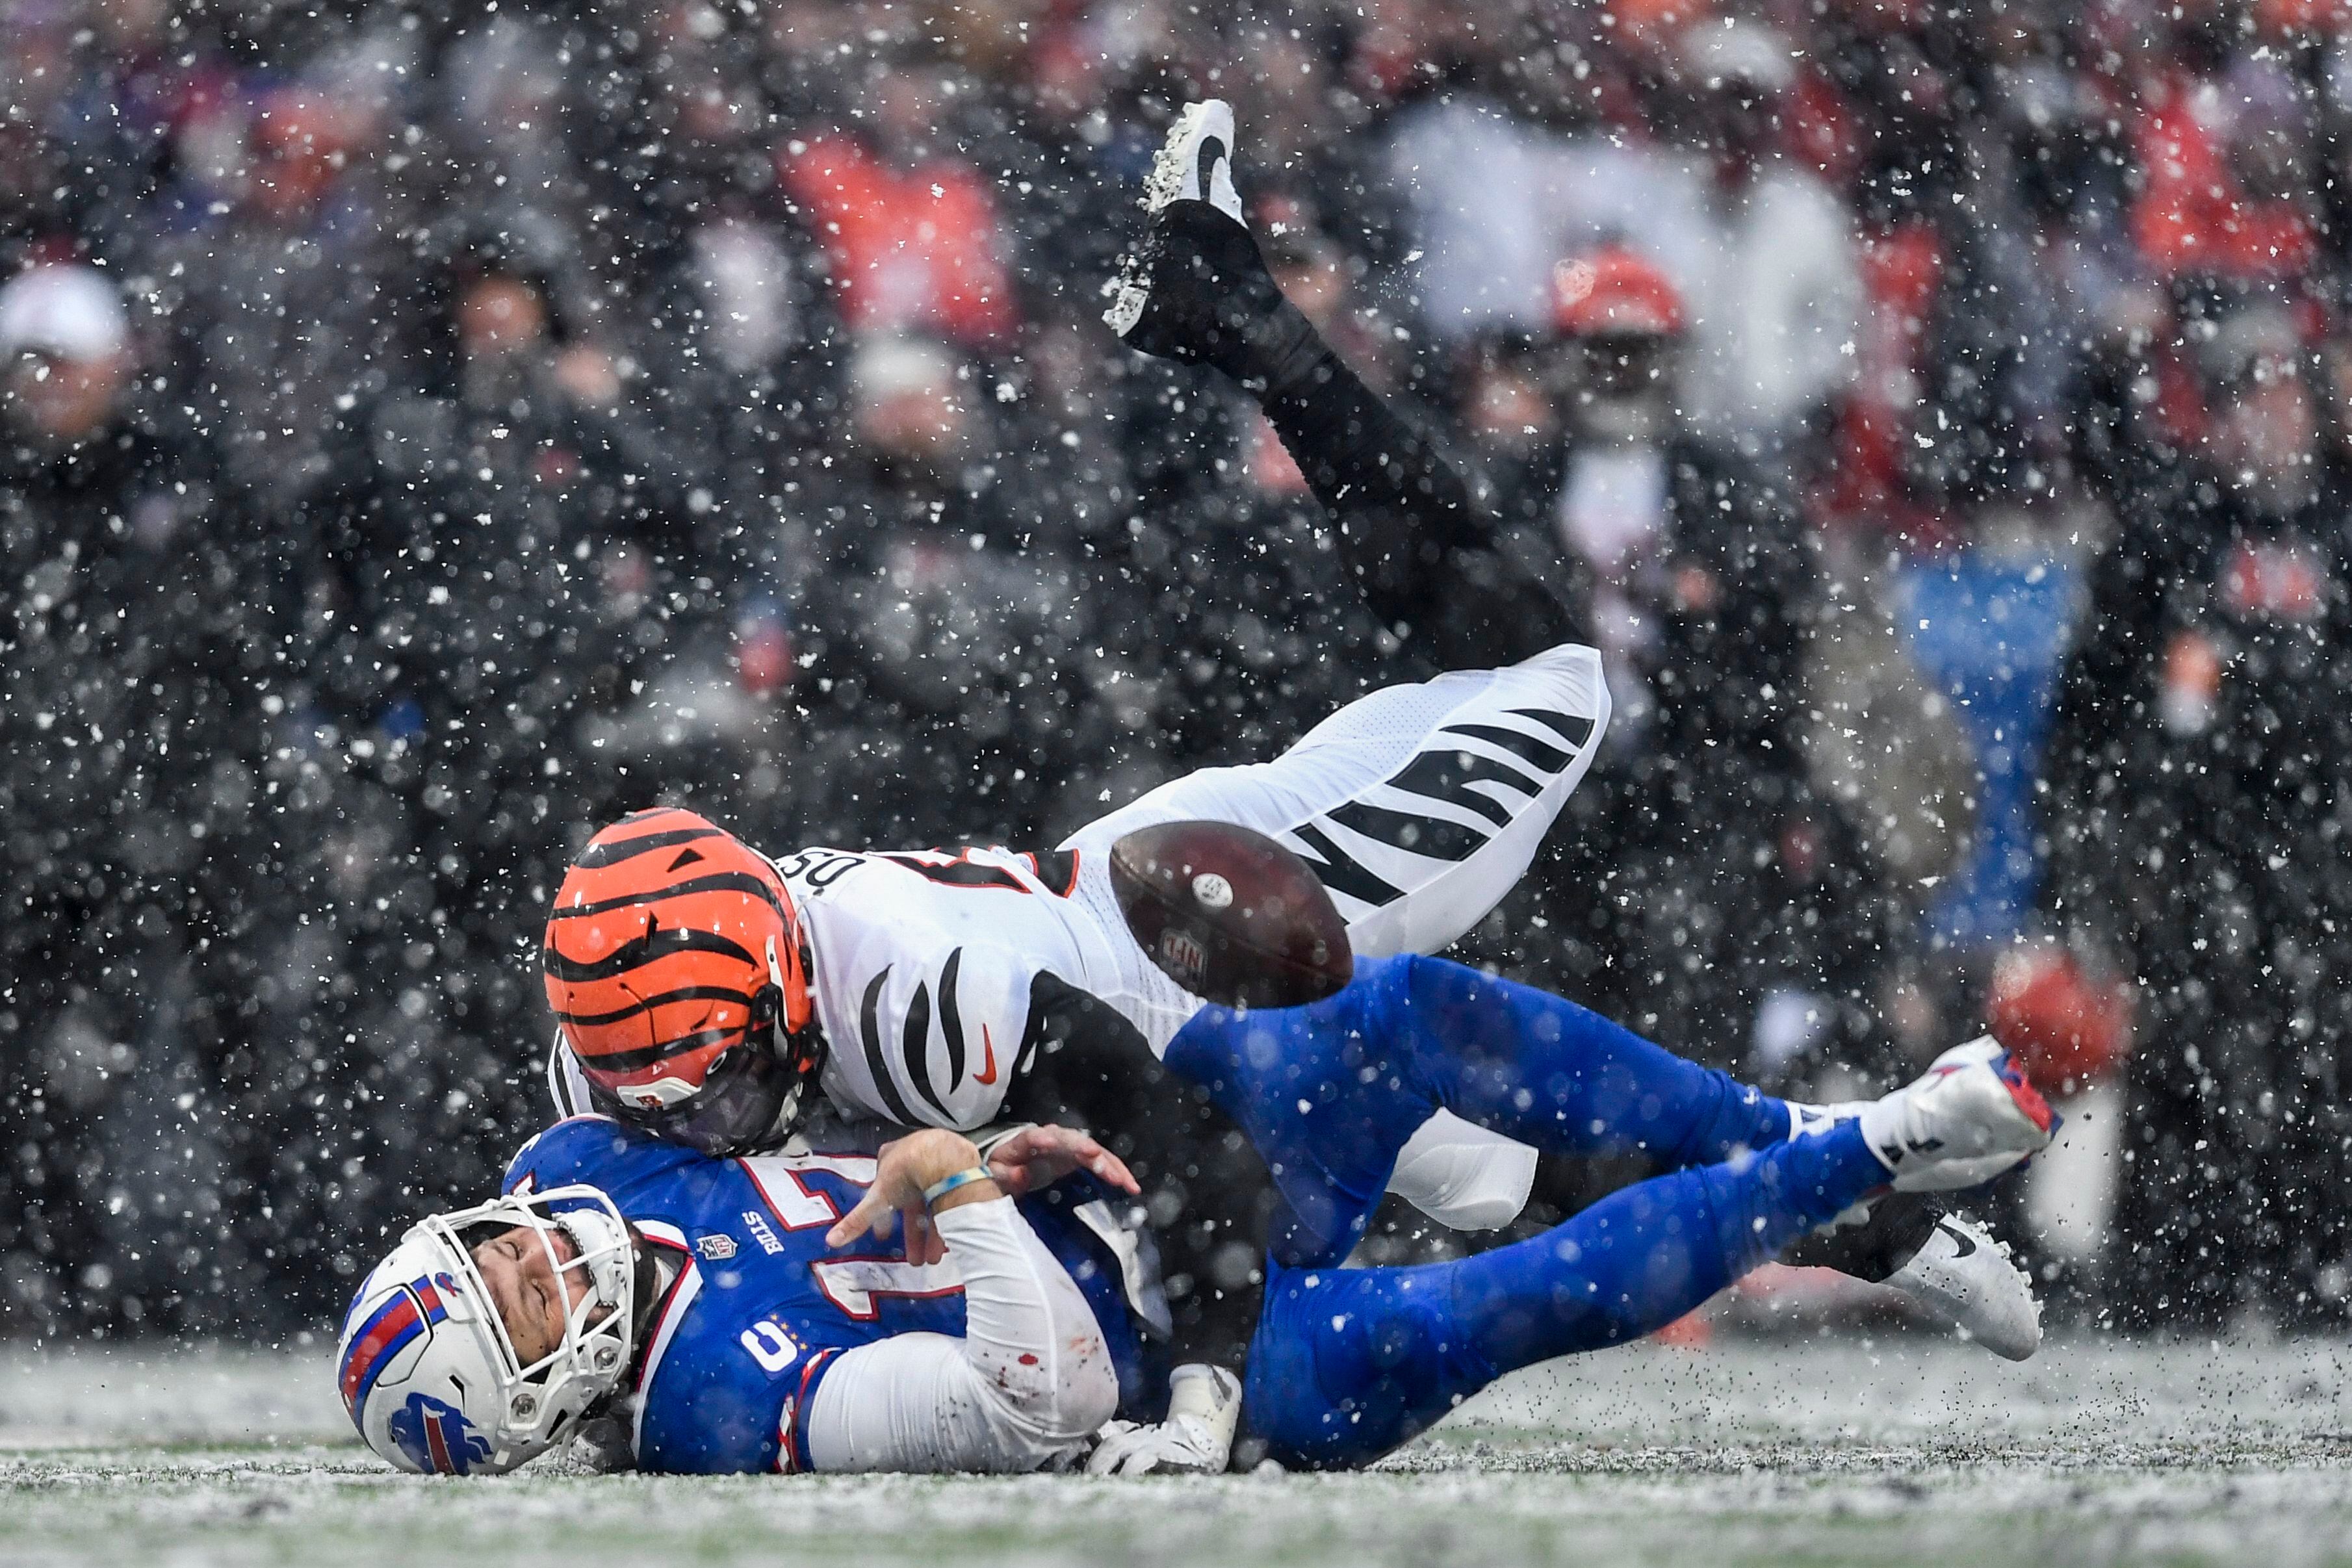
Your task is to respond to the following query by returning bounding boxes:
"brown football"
[1107,819,1354,1009]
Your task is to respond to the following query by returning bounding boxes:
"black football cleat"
[1104,100,1287,370]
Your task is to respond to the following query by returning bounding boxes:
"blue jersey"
[502,955,1850,1474]
[503,1116,1151,1474]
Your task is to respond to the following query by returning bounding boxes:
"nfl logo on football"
[1159,929,1209,988]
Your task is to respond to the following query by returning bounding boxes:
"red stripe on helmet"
[339,1292,422,1416]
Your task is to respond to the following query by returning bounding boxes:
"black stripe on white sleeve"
[547,1029,579,1119]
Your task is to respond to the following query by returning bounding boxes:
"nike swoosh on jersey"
[973,1023,999,1085]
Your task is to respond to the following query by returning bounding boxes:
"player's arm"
[839,942,1273,1370]
[1002,975,1261,1476]
[801,1129,1120,1473]
[1002,975,1273,1371]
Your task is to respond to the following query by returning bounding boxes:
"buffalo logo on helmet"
[387,1391,495,1476]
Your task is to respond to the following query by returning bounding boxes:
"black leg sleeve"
[1239,312,1586,668]
[1467,1151,1942,1285]
[1000,975,1273,1373]
[1780,1189,1943,1283]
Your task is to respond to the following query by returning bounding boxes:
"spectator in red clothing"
[1817,217,1945,533]
[779,62,1016,346]
[2132,55,2321,285]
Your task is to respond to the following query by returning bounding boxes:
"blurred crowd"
[6,0,2352,1341]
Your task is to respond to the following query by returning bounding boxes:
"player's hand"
[1084,1415,1230,1476]
[1087,1363,1240,1476]
[896,1206,945,1266]
[985,1124,1140,1200]
[826,1128,987,1259]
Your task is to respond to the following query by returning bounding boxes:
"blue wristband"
[922,1166,995,1207]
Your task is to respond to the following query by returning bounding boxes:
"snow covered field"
[6,1332,2352,1567]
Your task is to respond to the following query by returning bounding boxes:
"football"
[1107,819,1354,1009]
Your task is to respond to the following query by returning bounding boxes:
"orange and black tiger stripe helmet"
[543,808,815,1123]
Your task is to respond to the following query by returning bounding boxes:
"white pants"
[1063,642,1611,1233]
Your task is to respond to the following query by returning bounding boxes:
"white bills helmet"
[336,1185,638,1475]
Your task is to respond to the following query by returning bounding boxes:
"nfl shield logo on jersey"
[697,1233,740,1261]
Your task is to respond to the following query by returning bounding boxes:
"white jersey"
[774,843,1198,1132]
[552,641,1611,1229]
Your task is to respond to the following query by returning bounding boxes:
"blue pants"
[1163,955,1889,1468]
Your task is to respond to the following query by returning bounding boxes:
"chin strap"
[760,930,833,1149]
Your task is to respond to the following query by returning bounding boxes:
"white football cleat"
[1782,1190,2043,1362]
[1856,1036,2056,1191]
[1141,98,1242,222]
[1881,1211,2043,1362]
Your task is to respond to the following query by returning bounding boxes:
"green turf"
[6,1336,2352,1567]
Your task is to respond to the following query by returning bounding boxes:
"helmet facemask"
[412,1185,639,1461]
[586,934,829,1157]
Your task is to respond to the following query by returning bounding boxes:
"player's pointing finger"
[1075,1135,1140,1195]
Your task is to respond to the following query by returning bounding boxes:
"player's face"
[469,1225,597,1367]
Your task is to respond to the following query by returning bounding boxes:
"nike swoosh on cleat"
[973,1023,999,1085]
[1196,136,1226,200]
[1934,1220,1978,1259]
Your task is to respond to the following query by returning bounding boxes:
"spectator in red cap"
[1551,244,1685,341]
